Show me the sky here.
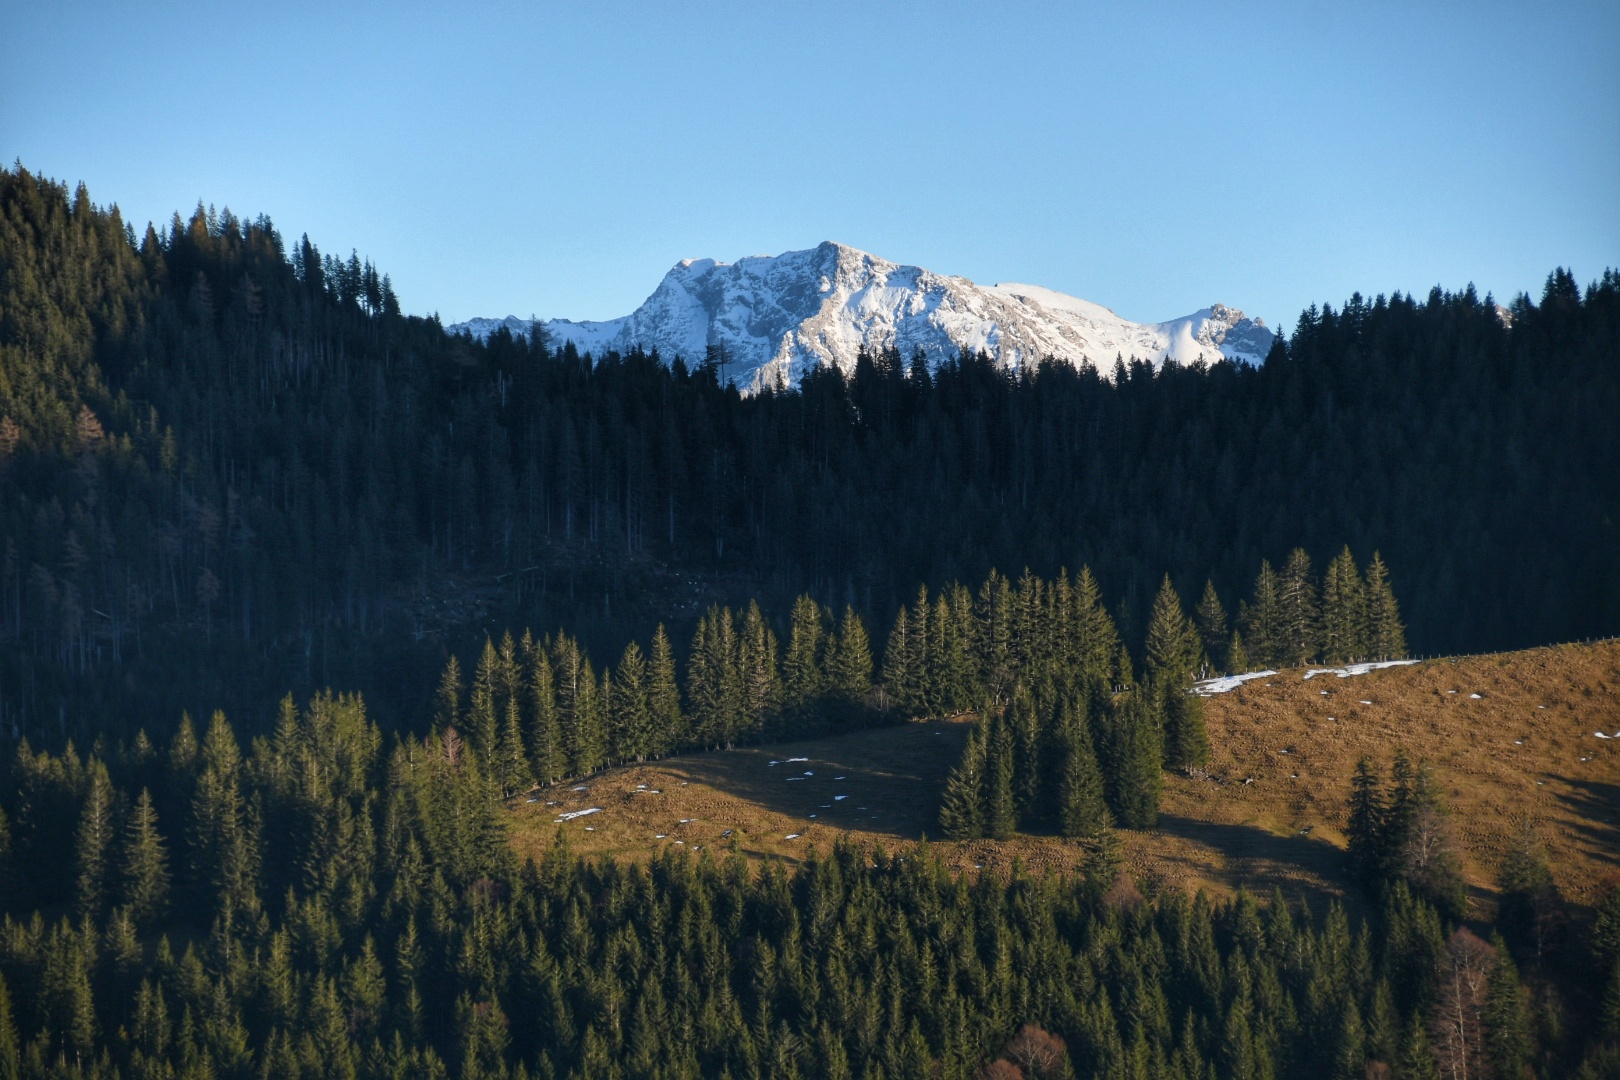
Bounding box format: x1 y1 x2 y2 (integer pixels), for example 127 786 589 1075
3 1 1617 330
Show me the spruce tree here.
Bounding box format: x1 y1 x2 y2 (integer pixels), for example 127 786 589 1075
525 635 559 785
0 968 16 1080
73 759 115 919
612 640 652 762
648 624 683 756
783 595 826 711
880 607 914 713
1240 561 1284 668
1057 703 1112 838
1194 580 1228 675
468 638 500 763
740 601 783 739
1363 552 1407 660
434 655 463 732
1144 576 1209 770
1105 690 1162 829
1319 546 1367 664
1227 631 1250 675
938 724 987 840
1279 548 1319 667
189 711 258 919
1346 757 1386 884
1483 935 1532 1079
828 606 873 707
120 788 170 927
985 713 1018 840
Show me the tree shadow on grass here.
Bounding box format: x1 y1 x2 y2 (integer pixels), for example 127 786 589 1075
1154 814 1359 915
670 721 971 838
1551 775 1620 867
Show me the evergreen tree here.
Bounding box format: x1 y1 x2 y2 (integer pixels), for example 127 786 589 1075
435 655 464 732
1279 548 1319 667
1347 757 1385 884
1144 576 1209 770
1194 580 1228 675
73 758 115 918
648 624 684 756
1363 552 1408 661
1227 632 1251 675
938 724 986 840
1104 690 1162 828
468 638 500 763
828 606 873 707
1319 546 1367 664
1057 702 1112 838
985 713 1018 840
525 634 560 785
1240 561 1285 668
1482 936 1531 1080
783 596 826 711
0 969 15 1080
189 711 259 919
881 606 915 713
120 788 170 927
611 640 652 762
739 601 783 740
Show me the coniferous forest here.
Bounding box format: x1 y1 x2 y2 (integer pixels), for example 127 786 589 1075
3 166 1620 1077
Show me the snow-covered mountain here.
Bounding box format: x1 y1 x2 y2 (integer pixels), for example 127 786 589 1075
448 242 1275 390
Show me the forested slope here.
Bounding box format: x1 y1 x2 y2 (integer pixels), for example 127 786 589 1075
2 163 1616 744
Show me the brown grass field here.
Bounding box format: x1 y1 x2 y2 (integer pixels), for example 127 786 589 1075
506 640 1620 912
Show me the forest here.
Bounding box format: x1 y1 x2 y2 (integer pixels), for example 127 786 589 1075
0 165 1616 743
3 165 1620 1077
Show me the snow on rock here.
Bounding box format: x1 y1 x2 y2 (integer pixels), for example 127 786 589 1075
1194 670 1279 696
447 242 1275 391
1302 660 1421 680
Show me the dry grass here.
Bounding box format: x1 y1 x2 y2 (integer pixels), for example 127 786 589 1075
505 640 1620 911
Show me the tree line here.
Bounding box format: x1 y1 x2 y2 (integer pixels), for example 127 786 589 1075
3 690 1618 1078
1 164 1613 744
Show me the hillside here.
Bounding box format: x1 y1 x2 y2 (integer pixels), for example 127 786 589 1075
507 639 1620 910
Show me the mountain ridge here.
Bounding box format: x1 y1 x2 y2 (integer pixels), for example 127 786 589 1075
449 241 1276 388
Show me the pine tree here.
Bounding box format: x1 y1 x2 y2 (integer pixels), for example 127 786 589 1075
73 759 115 918
120 788 170 926
1057 702 1112 838
1194 580 1227 675
937 724 986 840
495 690 530 796
1363 552 1407 661
648 624 684 756
985 712 1018 840
1319 546 1367 664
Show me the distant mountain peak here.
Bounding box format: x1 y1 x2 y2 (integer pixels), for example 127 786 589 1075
449 244 1274 389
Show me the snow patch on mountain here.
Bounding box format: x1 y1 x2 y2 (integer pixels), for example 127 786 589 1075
449 242 1274 390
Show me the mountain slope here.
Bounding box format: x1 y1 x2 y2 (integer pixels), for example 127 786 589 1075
450 242 1275 388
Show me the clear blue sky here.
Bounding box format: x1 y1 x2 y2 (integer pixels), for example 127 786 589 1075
4 1 1616 330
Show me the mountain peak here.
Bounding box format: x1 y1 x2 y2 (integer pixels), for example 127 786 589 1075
449 246 1274 389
